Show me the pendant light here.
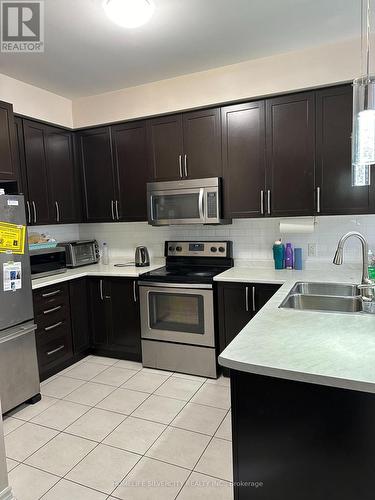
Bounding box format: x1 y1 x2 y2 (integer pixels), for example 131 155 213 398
352 0 375 186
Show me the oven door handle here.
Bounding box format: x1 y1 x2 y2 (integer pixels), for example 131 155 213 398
139 281 212 289
198 188 205 222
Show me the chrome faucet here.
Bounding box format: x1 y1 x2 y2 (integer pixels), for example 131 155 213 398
333 231 374 302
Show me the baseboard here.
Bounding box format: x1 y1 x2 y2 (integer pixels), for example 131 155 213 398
0 486 14 500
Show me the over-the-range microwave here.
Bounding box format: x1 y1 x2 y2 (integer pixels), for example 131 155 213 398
147 177 231 225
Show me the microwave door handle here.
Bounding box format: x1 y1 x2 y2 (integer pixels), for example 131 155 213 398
198 188 204 221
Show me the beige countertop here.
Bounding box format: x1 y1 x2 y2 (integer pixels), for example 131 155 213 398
216 264 375 394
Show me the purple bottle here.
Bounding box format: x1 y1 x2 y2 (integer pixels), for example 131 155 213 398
285 243 294 270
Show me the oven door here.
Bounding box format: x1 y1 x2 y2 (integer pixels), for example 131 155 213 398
148 188 205 225
139 283 215 347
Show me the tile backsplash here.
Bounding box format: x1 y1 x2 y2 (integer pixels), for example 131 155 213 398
32 215 375 267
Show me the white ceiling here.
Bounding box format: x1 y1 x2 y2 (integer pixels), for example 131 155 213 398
0 0 360 99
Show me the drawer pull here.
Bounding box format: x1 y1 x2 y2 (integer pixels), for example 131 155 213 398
43 305 62 315
47 345 64 356
44 321 63 332
41 289 61 298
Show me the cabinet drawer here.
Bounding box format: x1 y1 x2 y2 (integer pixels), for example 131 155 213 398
35 303 69 329
33 284 69 313
37 333 72 369
36 317 70 343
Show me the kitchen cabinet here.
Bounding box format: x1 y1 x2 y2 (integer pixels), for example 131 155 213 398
88 278 141 360
265 92 316 216
148 108 222 181
221 101 266 218
69 278 91 355
0 100 18 184
79 126 116 222
315 85 371 215
217 282 280 354
112 120 149 221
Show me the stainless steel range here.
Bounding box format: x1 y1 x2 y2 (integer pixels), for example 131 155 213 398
138 241 233 378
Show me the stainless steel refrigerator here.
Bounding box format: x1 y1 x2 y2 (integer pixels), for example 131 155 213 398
0 195 40 414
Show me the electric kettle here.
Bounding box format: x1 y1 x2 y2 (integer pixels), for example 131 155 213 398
135 246 150 267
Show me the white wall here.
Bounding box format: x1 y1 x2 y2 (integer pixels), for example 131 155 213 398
72 37 360 128
0 74 73 127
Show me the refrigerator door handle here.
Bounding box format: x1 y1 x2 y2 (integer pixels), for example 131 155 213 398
0 324 36 344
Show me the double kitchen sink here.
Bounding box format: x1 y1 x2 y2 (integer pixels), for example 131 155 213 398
280 282 363 313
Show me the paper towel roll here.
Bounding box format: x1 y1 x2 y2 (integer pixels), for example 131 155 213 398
279 218 315 234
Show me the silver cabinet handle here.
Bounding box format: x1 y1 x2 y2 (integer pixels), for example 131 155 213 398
26 201 31 224
260 190 264 215
55 201 60 223
99 279 104 301
42 289 61 298
115 200 120 220
267 190 271 215
316 186 321 213
184 154 188 177
111 200 115 221
43 305 62 315
44 321 63 332
245 286 249 312
32 201 37 224
178 155 183 178
47 345 64 356
252 286 256 312
133 280 137 302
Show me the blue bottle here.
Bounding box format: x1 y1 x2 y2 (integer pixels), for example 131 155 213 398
273 240 285 270
285 243 294 270
294 248 303 270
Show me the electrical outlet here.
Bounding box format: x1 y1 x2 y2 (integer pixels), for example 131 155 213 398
308 243 317 257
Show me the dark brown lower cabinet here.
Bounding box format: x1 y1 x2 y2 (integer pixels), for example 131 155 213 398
217 282 280 355
69 278 91 355
88 278 141 361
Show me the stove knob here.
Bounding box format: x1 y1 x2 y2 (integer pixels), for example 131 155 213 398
168 246 174 252
176 246 182 252
210 247 217 253
218 246 225 253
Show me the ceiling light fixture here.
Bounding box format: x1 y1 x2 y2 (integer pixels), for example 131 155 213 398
103 0 155 29
352 0 375 186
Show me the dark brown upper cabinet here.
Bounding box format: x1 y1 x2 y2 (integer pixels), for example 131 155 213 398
22 119 80 225
221 101 266 218
0 100 18 183
315 85 371 215
111 120 149 221
182 108 221 179
148 109 222 181
79 127 117 222
265 92 316 217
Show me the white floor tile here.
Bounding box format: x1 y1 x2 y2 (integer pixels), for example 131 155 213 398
66 443 140 494
91 366 138 387
6 458 19 472
8 396 58 421
172 373 207 383
64 382 115 406
122 371 170 394
85 355 118 366
171 403 227 435
176 471 233 500
25 432 96 476
154 377 204 401
132 395 186 424
114 359 142 371
8 464 59 500
206 375 230 387
191 383 231 410
96 387 149 415
112 456 190 500
146 427 210 469
103 416 165 454
65 407 126 442
41 376 86 399
141 368 174 376
2 416 24 435
195 438 233 482
215 412 232 441
31 400 90 430
63 362 108 381
40 478 108 500
5 422 58 461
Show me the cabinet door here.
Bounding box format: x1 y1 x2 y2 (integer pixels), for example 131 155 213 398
316 85 370 215
79 127 116 222
14 118 31 221
112 121 150 221
182 108 221 179
147 114 183 181
221 101 266 218
23 120 51 225
0 100 18 182
45 127 81 223
255 284 280 312
88 279 108 347
266 92 315 217
217 283 253 352
107 279 141 360
69 279 91 355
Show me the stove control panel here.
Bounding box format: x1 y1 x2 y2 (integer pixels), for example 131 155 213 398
166 241 231 257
